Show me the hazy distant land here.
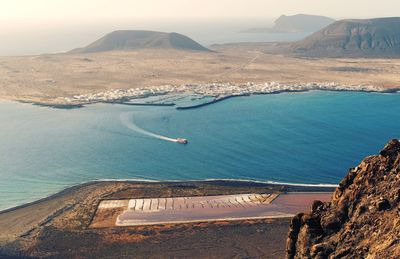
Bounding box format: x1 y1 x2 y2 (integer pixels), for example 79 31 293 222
242 14 335 33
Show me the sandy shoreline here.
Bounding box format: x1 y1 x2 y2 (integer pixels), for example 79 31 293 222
0 179 336 214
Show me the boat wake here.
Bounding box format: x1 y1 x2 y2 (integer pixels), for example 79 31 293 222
120 112 179 143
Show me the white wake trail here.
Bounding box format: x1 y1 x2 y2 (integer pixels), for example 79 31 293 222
120 112 178 143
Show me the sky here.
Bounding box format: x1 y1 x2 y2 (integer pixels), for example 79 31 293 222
1 0 399 20
1 0 399 55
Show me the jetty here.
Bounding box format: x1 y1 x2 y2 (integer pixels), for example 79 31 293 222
176 94 249 110
117 102 175 107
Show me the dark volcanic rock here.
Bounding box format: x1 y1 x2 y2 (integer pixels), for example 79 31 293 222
286 139 400 258
291 17 400 57
69 30 210 53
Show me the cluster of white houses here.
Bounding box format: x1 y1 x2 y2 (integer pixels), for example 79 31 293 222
59 81 385 104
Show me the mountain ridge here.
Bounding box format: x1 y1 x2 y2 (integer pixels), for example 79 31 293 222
291 17 400 57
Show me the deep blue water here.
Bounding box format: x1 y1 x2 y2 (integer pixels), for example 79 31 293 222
1 91 400 210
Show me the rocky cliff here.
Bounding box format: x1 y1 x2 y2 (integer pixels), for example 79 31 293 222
287 139 400 258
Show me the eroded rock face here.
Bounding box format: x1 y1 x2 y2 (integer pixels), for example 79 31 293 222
286 139 400 259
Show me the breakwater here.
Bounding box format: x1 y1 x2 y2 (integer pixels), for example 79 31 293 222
176 94 249 110
118 102 175 107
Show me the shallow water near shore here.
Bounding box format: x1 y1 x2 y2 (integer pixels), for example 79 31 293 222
1 91 400 210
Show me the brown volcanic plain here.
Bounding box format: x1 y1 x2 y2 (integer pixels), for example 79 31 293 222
1 44 400 105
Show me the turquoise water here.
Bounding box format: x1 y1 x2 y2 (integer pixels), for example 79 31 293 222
1 91 400 210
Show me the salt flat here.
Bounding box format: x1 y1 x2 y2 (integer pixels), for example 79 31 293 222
106 193 332 226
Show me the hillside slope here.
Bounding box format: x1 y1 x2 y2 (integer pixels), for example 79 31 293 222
291 17 400 57
287 139 400 258
69 30 210 53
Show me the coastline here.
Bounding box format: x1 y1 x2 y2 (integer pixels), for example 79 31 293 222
176 94 250 110
14 82 400 110
0 179 336 214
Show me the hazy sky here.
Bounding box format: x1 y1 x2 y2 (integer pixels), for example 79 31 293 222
1 0 399 55
1 0 400 20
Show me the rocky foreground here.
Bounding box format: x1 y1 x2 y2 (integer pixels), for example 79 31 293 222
287 140 400 258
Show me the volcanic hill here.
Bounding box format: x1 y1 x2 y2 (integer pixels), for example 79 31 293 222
69 30 210 53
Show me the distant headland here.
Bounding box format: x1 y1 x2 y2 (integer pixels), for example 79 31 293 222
242 14 335 33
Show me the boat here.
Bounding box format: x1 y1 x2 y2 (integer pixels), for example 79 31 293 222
176 138 188 144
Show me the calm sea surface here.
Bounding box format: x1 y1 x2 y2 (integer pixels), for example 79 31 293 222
1 91 399 210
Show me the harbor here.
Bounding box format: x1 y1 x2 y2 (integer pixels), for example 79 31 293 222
176 94 249 110
54 81 389 107
117 102 175 107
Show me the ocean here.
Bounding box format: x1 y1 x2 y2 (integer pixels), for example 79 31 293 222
1 91 399 210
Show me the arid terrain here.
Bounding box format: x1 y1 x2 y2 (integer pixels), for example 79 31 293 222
1 44 400 105
0 180 333 258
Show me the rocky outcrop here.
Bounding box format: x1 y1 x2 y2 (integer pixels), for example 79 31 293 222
286 139 400 258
